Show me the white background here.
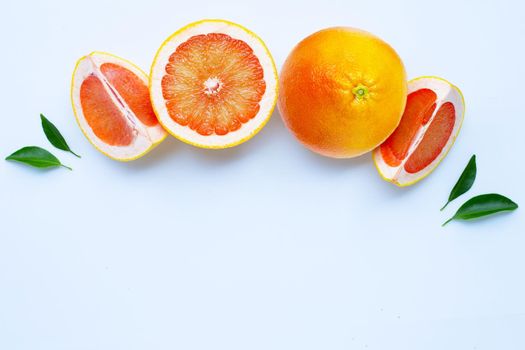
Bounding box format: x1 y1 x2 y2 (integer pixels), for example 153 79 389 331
1 0 524 349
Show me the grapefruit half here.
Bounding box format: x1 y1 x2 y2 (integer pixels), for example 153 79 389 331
149 19 278 149
71 52 167 161
373 76 465 186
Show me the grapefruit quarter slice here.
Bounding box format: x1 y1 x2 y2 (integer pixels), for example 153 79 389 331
374 76 465 187
71 52 167 161
149 19 278 149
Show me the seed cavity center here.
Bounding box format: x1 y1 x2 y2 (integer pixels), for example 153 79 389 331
203 77 222 95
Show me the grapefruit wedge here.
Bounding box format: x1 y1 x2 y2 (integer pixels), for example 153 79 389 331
149 19 278 149
374 76 465 186
71 52 167 161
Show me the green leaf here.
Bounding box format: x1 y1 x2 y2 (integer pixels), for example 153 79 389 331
443 193 518 226
40 114 80 158
5 146 72 170
441 155 477 210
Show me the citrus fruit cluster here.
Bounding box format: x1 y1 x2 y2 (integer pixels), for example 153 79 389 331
71 20 278 161
71 19 464 186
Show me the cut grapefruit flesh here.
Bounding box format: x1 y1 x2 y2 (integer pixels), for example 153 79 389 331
373 76 465 186
150 19 278 149
71 52 167 161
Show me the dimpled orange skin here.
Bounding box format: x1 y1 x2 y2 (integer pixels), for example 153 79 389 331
278 27 407 158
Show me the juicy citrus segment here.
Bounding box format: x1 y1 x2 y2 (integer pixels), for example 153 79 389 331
162 32 266 137
71 52 167 161
80 75 134 146
380 89 437 167
373 76 465 187
150 19 278 149
404 102 455 173
100 63 159 127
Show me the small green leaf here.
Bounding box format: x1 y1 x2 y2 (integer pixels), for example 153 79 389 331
5 146 72 170
443 193 518 226
441 155 477 210
40 114 80 158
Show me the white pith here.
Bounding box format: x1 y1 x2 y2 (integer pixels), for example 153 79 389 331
71 52 166 160
374 77 465 186
150 20 278 148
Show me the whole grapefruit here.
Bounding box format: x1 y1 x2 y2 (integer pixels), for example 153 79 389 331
278 27 407 158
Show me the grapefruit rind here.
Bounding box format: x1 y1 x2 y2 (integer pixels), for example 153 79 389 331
277 27 408 159
373 76 465 187
71 52 167 161
149 19 279 149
